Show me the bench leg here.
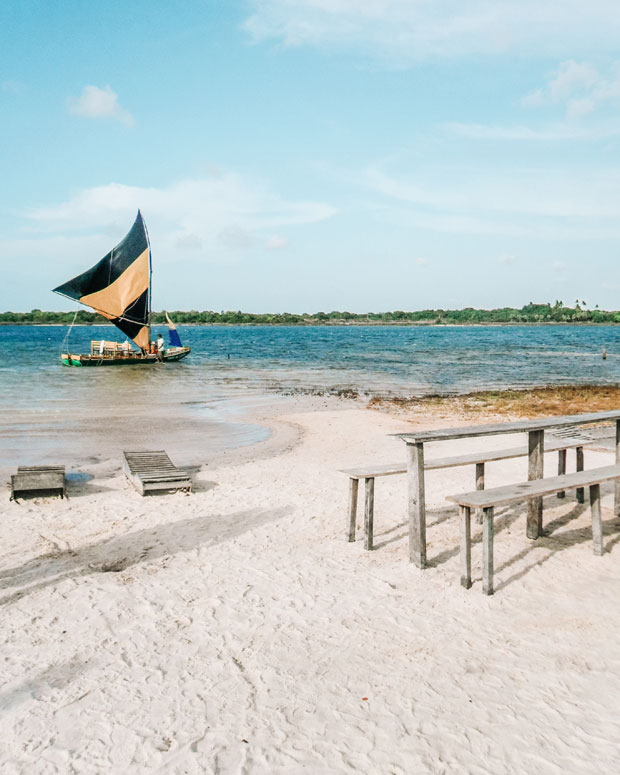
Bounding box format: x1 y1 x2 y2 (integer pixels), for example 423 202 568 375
615 419 620 516
364 477 374 551
475 462 485 525
407 442 426 569
482 506 495 596
557 449 566 498
576 446 584 504
527 430 544 539
460 505 472 589
347 478 359 542
590 483 603 556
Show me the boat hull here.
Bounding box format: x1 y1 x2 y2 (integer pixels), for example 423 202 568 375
61 347 191 367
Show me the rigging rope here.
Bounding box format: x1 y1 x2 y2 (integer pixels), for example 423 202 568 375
60 310 79 356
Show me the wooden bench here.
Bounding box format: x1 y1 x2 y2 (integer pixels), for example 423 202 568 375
123 451 192 495
447 464 620 595
10 465 66 500
341 439 588 550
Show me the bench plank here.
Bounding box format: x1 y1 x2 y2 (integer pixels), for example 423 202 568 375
447 464 620 509
340 439 588 479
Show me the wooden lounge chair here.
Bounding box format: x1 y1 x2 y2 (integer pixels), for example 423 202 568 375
122 451 192 495
10 465 66 501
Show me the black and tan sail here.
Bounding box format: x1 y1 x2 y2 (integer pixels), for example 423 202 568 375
53 211 151 350
53 211 190 366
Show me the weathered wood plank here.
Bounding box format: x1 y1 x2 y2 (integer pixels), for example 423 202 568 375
447 463 620 509
339 439 588 480
557 448 567 498
397 409 620 444
527 430 544 539
407 442 426 569
347 477 359 542
590 483 603 556
482 507 495 596
123 451 191 496
475 461 485 525
460 505 472 589
576 446 585 504
11 471 65 500
364 477 374 551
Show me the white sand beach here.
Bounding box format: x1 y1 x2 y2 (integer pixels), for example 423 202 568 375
2 398 620 774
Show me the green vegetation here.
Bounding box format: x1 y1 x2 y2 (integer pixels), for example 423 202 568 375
2 301 620 325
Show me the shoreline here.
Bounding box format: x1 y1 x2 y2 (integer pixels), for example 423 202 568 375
4 320 620 327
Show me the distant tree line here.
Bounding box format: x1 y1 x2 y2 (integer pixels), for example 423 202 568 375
2 301 620 325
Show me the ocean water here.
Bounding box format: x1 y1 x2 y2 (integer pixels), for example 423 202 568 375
1 324 620 470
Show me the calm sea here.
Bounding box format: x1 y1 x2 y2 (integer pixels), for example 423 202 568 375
1 324 619 470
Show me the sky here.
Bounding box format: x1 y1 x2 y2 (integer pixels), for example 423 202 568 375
2 0 620 313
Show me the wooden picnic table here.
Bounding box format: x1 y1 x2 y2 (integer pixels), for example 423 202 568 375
397 409 620 569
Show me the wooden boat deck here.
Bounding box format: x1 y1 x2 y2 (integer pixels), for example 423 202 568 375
122 451 192 495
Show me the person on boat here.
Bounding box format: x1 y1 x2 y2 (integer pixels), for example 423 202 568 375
156 333 165 362
122 340 131 357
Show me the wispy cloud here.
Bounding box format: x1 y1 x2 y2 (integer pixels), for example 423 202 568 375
244 1 620 61
22 173 335 264
443 121 620 141
67 85 134 127
265 235 288 250
499 254 517 264
521 60 620 118
363 164 620 238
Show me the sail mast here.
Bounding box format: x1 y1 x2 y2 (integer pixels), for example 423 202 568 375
142 210 152 347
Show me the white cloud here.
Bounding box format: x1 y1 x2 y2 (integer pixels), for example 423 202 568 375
244 1 620 61
553 260 568 270
21 173 335 265
363 164 620 239
444 121 620 141
415 257 427 266
68 85 134 127
522 60 620 118
265 235 288 250
499 254 516 264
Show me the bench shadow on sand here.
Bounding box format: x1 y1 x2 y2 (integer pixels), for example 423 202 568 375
365 485 620 590
0 505 291 606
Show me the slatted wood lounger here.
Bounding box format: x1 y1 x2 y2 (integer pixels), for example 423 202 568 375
122 451 192 495
10 465 66 500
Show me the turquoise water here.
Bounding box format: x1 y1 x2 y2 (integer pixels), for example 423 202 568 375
3 323 620 397
1 324 619 470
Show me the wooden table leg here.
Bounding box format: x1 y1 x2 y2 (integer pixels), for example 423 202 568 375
615 419 620 516
590 483 603 556
347 477 359 542
527 430 544 539
576 446 584 504
364 477 374 551
475 462 485 524
407 442 426 569
482 506 495 596
460 505 472 589
557 449 566 498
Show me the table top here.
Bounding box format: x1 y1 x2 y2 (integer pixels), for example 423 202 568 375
397 409 620 444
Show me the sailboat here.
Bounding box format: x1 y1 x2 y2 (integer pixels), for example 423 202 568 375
53 211 190 366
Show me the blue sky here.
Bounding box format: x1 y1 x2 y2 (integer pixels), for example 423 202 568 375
2 0 620 313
